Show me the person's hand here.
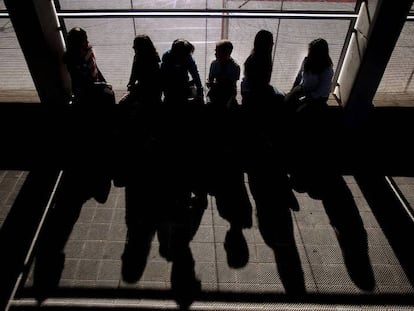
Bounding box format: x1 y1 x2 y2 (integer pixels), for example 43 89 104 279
118 91 131 106
195 95 205 106
120 91 129 101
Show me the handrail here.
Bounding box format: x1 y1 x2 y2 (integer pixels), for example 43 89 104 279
5 170 64 311
2 9 413 19
1 9 358 19
385 176 414 223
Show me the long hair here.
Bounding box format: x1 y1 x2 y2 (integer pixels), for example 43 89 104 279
133 34 160 64
170 38 194 60
304 38 333 74
66 27 87 56
252 29 273 56
244 30 274 87
129 34 161 91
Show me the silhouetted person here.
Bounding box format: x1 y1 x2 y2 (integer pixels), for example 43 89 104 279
241 29 285 170
63 26 114 202
32 27 114 301
206 39 241 160
285 37 333 114
241 30 285 112
116 35 164 283
160 38 207 219
114 34 162 187
65 27 113 108
205 39 252 268
206 39 240 109
159 39 203 305
240 30 304 292
284 38 334 193
161 38 204 106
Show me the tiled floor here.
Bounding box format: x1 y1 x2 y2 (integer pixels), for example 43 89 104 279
0 170 28 229
3 170 413 310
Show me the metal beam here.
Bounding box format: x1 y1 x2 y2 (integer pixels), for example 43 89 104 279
3 0 71 106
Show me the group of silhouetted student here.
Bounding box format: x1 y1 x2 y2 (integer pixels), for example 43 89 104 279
32 27 334 306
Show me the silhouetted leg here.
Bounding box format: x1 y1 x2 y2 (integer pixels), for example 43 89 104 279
121 220 155 284
249 166 305 294
122 170 159 283
215 161 252 268
33 170 89 301
322 174 375 291
170 245 200 309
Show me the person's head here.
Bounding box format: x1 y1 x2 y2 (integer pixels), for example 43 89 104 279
133 34 160 62
308 38 329 60
253 30 273 55
66 27 88 56
171 38 194 61
305 38 333 73
215 39 233 62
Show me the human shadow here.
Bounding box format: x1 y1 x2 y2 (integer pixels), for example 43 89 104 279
286 104 375 291
159 162 201 310
205 103 253 269
32 166 111 302
243 114 305 295
147 103 203 309
304 170 376 291
215 165 252 269
122 172 201 310
121 178 159 284
247 154 305 294
32 92 114 301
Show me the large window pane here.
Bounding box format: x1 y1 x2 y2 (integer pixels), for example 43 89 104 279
227 0 356 11
1 1 412 105
63 18 210 100
63 16 350 104
0 18 39 102
374 21 414 106
59 0 135 10
58 0 357 11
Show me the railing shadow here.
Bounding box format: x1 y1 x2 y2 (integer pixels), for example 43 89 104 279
355 173 414 288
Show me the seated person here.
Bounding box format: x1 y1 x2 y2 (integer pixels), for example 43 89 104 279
206 39 240 109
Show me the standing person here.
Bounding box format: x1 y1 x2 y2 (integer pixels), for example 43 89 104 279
117 35 165 283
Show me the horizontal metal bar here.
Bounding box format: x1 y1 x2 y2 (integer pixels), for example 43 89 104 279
1 9 358 19
57 11 358 19
1 9 413 20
